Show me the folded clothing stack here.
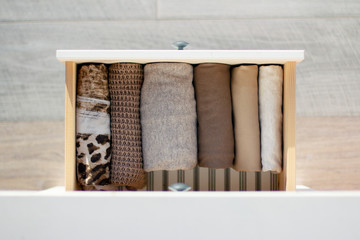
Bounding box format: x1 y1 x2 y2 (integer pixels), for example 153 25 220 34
231 65 261 172
259 65 284 173
108 63 147 189
194 63 234 169
141 63 197 171
75 61 285 191
76 64 111 186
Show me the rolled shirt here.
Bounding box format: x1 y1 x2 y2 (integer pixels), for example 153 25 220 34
259 65 283 173
109 63 146 189
141 63 197 171
77 64 109 101
76 64 111 186
194 63 234 169
231 65 261 172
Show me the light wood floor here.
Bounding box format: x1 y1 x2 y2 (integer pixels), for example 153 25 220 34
296 116 360 190
0 116 359 191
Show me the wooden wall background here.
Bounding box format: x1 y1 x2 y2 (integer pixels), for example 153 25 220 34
0 0 359 190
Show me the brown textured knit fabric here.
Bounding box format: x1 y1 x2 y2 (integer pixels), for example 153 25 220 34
194 63 234 169
109 63 146 189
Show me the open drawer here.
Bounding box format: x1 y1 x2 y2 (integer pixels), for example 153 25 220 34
56 50 304 191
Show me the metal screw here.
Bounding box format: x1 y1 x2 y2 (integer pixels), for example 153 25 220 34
168 183 191 191
172 41 189 50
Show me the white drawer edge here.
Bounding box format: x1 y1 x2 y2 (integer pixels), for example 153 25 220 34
56 50 304 64
1 190 359 198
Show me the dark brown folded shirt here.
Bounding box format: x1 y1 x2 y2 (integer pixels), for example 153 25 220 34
194 63 234 169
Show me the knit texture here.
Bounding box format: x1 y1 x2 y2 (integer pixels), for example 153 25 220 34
76 64 111 186
141 63 197 171
259 65 283 173
109 63 146 189
194 63 234 169
231 65 261 172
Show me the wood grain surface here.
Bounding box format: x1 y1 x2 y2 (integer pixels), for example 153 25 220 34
0 121 64 190
1 0 360 120
296 116 360 190
158 0 360 19
0 117 359 190
0 0 156 21
1 0 359 190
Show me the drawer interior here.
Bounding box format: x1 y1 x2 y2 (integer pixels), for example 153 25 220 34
60 50 302 192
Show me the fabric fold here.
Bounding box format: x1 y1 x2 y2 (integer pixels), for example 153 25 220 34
109 63 146 189
194 63 234 169
259 65 283 173
231 65 261 172
76 64 111 186
141 63 197 171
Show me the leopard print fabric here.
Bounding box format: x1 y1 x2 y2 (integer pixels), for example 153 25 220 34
77 64 109 100
76 133 111 186
76 64 111 187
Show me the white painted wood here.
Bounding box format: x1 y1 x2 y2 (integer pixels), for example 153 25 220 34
56 50 304 64
1 191 360 240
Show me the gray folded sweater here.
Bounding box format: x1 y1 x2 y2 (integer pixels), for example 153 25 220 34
141 63 197 171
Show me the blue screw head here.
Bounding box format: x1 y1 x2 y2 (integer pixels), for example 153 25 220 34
168 183 191 191
172 41 189 50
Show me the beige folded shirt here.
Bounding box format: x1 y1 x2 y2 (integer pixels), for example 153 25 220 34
231 65 261 172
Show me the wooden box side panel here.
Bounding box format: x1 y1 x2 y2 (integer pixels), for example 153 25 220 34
65 61 81 191
279 62 297 191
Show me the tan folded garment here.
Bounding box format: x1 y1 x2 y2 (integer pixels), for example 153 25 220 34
231 65 261 172
194 63 234 169
259 65 283 173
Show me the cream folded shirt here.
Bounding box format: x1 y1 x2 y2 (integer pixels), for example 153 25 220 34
259 65 283 173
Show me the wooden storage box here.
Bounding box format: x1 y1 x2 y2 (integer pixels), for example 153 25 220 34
56 50 304 191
